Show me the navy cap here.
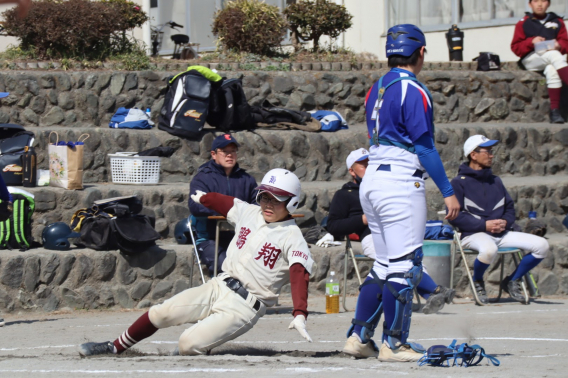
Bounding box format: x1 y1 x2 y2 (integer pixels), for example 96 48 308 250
211 134 240 151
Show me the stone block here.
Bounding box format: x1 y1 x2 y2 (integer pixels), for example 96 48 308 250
152 280 173 299
23 256 40 292
1 256 24 288
154 251 177 278
131 280 152 300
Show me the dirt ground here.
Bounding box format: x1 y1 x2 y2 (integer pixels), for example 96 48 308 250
0 295 567 378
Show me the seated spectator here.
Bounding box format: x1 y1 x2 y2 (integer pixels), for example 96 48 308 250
449 135 549 304
327 148 374 258
188 134 257 276
511 0 568 123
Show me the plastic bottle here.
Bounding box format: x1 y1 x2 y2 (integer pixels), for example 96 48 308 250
146 107 151 119
325 271 340 314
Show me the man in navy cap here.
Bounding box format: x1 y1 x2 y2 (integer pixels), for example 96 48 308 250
188 134 257 275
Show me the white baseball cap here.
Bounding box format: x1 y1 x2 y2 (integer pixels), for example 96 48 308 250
346 148 369 169
464 135 499 158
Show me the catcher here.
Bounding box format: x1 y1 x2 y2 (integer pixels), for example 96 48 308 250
79 168 314 356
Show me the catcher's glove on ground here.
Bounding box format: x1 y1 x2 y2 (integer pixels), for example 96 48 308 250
288 314 312 342
315 233 340 248
190 190 206 204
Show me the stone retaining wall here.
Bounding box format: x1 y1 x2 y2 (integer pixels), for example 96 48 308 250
26 123 568 185
0 69 550 128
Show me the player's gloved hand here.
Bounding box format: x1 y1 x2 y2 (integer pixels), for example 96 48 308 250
316 233 334 247
190 190 207 204
288 314 312 342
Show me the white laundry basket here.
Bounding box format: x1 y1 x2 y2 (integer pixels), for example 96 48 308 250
109 152 161 185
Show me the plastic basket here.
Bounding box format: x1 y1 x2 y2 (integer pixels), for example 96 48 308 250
109 152 161 185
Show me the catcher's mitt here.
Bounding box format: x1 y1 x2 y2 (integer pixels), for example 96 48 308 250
523 219 547 237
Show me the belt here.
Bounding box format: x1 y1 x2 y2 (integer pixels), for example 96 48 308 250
377 164 424 178
389 251 417 263
223 277 262 312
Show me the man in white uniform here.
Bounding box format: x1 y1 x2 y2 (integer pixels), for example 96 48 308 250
78 169 314 356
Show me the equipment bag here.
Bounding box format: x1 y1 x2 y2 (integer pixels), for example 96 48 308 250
473 52 501 71
158 69 213 139
208 77 253 131
0 123 35 186
109 107 154 129
0 187 35 251
110 215 160 255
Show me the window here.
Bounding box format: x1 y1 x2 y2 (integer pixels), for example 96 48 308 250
386 0 568 32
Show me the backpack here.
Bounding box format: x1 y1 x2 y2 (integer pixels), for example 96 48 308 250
158 70 215 139
0 123 35 186
208 77 253 131
0 187 35 251
473 52 501 71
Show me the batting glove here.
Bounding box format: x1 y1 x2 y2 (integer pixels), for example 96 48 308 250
288 314 313 342
190 190 207 204
315 233 334 247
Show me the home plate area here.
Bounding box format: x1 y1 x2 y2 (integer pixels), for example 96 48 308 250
0 296 566 377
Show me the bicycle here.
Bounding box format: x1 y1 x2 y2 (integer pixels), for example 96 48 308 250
150 20 190 59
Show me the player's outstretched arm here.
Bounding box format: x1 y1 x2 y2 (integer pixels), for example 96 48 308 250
192 191 235 218
288 263 312 342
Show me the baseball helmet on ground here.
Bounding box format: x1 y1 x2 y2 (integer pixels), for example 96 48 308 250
174 218 194 245
386 24 426 57
42 222 80 250
256 168 301 213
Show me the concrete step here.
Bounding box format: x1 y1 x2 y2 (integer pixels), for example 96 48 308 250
26 173 568 246
19 122 568 186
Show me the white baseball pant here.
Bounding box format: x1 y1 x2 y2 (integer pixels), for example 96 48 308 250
360 164 427 284
461 231 549 265
522 50 568 88
149 274 266 355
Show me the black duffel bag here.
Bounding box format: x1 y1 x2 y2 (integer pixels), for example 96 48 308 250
80 214 159 255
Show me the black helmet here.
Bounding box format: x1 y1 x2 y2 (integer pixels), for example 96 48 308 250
42 222 80 250
174 218 194 245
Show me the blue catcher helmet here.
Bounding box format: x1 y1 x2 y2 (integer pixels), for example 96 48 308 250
42 222 80 251
385 24 426 57
174 218 194 245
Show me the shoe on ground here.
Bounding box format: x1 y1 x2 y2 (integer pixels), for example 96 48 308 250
343 335 379 358
439 286 456 304
422 293 445 314
78 341 115 357
473 280 488 304
550 108 565 124
0 317 4 327
502 277 528 304
378 342 424 362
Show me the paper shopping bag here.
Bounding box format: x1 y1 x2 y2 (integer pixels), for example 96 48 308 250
48 132 89 190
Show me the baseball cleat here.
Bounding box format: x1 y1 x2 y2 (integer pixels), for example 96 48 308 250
439 286 456 304
0 317 4 327
473 280 488 304
78 341 115 357
378 342 424 362
422 293 445 315
502 277 527 304
343 335 379 358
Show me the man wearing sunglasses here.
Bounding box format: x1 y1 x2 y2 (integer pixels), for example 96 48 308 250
189 134 257 276
449 135 549 304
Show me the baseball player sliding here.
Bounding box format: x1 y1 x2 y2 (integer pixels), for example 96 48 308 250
78 168 314 357
358 24 460 362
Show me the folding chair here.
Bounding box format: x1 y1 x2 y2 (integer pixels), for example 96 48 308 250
451 232 529 305
342 238 374 311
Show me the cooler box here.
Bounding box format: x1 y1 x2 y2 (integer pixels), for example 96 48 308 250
422 240 452 288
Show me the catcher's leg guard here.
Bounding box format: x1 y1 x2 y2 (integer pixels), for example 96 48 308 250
347 272 384 344
382 248 425 351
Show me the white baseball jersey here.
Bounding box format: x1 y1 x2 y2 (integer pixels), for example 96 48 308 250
222 199 314 307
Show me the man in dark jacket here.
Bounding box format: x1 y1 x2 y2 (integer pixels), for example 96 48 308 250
188 134 257 275
327 148 373 258
449 135 549 304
